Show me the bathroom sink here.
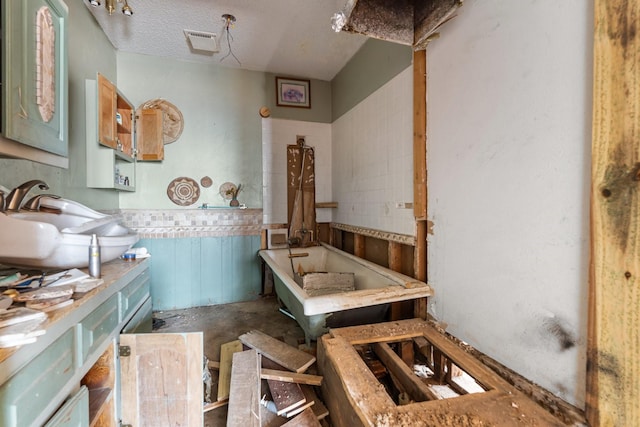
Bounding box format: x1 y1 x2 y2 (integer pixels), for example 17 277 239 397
0 197 138 269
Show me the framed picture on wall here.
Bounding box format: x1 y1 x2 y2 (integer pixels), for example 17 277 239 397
276 77 311 108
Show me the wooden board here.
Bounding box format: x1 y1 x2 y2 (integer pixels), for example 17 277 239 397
373 342 437 402
301 272 354 297
120 332 203 427
300 385 329 421
281 408 321 427
261 369 322 386
227 349 261 427
217 340 243 401
239 330 316 373
267 379 306 416
588 0 640 426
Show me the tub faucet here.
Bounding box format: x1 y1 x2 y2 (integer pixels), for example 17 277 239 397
5 180 50 212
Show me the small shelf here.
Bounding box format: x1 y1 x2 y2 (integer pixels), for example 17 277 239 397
316 202 338 209
115 149 134 163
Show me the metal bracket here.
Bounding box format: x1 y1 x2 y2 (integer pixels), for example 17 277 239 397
119 345 131 357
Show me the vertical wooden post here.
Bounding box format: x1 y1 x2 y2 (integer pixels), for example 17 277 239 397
389 241 405 320
588 1 640 425
413 49 428 320
354 234 366 259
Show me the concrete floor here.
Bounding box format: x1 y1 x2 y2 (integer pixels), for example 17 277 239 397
152 296 308 426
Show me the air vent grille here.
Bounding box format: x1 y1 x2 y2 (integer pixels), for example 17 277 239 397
183 30 219 53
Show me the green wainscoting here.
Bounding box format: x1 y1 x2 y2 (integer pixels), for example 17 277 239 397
137 235 262 311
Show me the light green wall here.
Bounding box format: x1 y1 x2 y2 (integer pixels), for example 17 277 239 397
0 0 118 210
331 39 412 121
116 52 269 209
267 73 332 123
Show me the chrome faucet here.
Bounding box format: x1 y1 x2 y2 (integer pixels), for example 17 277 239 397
5 180 50 212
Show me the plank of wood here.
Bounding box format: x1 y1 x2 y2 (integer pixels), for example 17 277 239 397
267 379 306 416
239 330 316 373
208 360 220 370
227 349 261 427
217 340 244 401
285 400 314 418
13 284 74 302
281 408 321 427
261 369 322 386
373 342 438 402
203 399 228 413
300 385 328 420
588 1 640 426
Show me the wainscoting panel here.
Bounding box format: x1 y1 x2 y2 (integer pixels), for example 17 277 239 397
137 235 262 311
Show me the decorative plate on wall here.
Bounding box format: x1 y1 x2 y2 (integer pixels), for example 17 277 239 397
219 182 237 200
200 176 213 188
138 99 184 144
167 177 200 206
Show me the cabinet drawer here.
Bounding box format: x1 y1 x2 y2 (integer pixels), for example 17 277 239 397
0 328 75 427
44 386 89 427
79 294 119 364
120 267 150 322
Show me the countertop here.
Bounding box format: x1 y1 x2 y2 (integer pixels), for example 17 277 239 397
0 258 149 366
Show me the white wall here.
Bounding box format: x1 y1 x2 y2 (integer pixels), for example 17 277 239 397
262 118 332 225
332 67 415 235
426 0 592 407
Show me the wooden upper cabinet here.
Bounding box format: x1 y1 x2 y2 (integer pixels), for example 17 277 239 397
136 109 164 161
97 73 117 149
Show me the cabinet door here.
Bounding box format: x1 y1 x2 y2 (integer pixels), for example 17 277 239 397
120 332 203 426
97 73 117 149
2 0 68 156
136 108 164 161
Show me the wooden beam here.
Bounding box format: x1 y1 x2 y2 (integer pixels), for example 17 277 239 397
354 234 366 258
267 379 306 416
227 350 261 426
261 369 323 386
588 0 640 425
413 49 427 219
373 342 438 402
239 330 316 373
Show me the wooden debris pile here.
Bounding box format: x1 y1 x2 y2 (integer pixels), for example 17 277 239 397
205 329 329 427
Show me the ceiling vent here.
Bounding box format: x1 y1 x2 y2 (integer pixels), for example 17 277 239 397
183 30 219 53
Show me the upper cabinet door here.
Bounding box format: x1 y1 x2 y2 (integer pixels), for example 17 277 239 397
97 73 118 150
2 0 68 157
136 108 164 161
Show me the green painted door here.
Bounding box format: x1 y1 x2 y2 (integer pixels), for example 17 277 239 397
2 0 68 156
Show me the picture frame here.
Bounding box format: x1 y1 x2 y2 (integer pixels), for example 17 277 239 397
276 77 311 108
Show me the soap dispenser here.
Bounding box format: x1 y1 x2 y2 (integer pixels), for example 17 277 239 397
88 234 101 278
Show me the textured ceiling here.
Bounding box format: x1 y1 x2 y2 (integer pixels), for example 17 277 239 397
85 0 368 81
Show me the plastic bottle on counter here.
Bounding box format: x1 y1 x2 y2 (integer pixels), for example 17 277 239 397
88 234 101 278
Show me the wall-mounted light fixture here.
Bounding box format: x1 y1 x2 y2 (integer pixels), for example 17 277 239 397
88 0 133 16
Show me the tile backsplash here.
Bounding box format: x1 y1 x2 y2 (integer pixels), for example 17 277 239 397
118 208 262 239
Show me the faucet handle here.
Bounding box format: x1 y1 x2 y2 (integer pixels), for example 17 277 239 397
22 194 61 212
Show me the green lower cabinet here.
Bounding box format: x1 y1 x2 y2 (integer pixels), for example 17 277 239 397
78 294 119 364
44 386 89 427
0 329 75 427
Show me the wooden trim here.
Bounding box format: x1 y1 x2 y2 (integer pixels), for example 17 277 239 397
588 0 640 425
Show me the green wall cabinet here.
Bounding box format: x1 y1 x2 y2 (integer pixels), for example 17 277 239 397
1 0 68 157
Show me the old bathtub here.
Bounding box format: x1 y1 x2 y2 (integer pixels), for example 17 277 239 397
258 243 433 342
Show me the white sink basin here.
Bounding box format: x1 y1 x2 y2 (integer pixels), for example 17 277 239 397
0 197 139 269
